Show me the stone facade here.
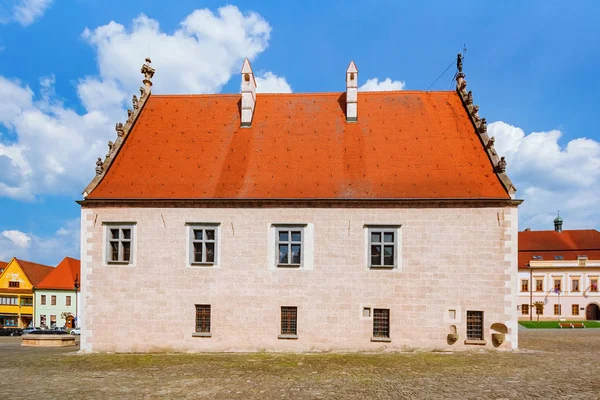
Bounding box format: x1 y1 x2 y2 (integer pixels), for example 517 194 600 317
80 204 518 352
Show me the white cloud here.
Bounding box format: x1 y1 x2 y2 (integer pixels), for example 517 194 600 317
0 219 79 265
359 78 406 92
490 121 600 230
2 229 31 248
255 72 292 93
0 6 276 200
2 0 53 26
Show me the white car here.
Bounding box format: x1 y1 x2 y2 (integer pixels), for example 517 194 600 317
70 327 81 335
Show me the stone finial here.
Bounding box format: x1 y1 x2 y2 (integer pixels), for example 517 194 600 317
139 86 146 99
472 105 481 123
487 136 495 148
115 122 124 137
127 109 133 121
132 95 139 110
456 72 467 96
95 157 103 175
497 156 507 173
457 53 463 73
141 57 155 90
466 90 473 106
240 58 256 127
479 118 487 134
107 141 114 158
346 61 358 122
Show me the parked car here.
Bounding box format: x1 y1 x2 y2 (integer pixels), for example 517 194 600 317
70 327 81 335
0 328 23 336
22 327 38 335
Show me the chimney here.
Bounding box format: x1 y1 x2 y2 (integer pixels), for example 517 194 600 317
346 61 358 122
554 213 563 232
241 58 256 127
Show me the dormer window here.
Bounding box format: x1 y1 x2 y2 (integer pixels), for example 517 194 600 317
532 255 543 260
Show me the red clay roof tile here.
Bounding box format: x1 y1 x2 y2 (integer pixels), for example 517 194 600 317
13 258 54 286
36 257 80 290
518 229 600 269
88 91 510 200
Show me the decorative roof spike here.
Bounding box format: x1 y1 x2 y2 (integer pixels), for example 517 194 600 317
497 156 507 173
466 90 473 106
457 53 463 73
141 57 155 90
132 94 139 110
115 122 125 137
106 141 114 158
479 118 487 134
95 157 103 175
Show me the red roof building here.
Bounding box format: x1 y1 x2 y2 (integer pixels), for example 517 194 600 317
78 56 521 352
36 257 80 290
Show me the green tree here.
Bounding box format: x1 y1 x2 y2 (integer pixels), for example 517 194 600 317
532 301 545 322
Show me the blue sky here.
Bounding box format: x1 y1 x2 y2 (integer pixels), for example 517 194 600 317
1 1 599 264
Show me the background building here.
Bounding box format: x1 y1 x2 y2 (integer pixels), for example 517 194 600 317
34 257 81 328
79 57 520 352
0 258 53 328
518 217 600 321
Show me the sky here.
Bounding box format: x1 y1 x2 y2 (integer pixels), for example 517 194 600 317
0 1 599 265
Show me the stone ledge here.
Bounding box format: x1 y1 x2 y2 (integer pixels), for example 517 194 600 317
464 339 487 346
192 332 212 338
278 334 298 340
371 337 392 342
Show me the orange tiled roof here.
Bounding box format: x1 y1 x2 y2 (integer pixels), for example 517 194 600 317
36 257 80 290
13 258 54 286
518 230 600 269
0 261 7 271
87 91 510 200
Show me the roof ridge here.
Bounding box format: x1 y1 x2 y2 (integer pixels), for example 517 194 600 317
151 90 456 98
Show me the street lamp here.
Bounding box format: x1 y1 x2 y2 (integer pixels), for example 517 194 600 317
74 274 80 329
554 286 561 320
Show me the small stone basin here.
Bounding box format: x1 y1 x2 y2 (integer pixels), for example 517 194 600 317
21 334 77 347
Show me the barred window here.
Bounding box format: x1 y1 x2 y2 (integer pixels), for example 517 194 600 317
572 304 579 316
373 309 390 338
521 304 529 315
195 305 211 333
281 306 297 335
105 224 134 264
189 224 219 265
277 228 303 267
466 311 484 341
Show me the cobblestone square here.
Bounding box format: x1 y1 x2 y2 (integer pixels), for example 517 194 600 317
0 329 598 399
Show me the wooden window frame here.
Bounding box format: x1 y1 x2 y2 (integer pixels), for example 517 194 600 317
554 304 561 315
590 278 599 292
572 278 580 292
66 296 71 306
368 226 400 269
553 279 562 292
276 226 304 268
535 279 544 292
8 281 19 288
188 224 220 266
521 304 529 315
51 295 56 306
572 304 579 316
20 297 33 306
41 295 46 305
521 279 529 292
104 223 136 265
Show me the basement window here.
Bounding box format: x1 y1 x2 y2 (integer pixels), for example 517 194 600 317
466 311 484 341
372 309 390 341
193 304 211 337
279 306 298 339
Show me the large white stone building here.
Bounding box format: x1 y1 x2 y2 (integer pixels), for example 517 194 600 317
79 56 520 352
518 217 600 321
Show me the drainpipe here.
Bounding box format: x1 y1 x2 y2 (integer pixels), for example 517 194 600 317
530 268 533 322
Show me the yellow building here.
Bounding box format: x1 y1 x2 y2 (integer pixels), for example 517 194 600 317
0 258 53 328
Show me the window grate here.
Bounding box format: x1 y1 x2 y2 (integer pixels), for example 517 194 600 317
373 309 390 338
195 305 211 333
466 311 483 340
281 306 297 335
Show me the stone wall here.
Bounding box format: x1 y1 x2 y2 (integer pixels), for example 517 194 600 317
80 205 518 352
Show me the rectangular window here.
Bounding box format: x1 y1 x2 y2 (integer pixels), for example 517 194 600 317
51 295 56 306
50 315 56 327
188 225 219 265
553 279 562 292
105 224 134 264
572 304 579 316
277 228 303 267
0 296 18 305
521 279 529 292
8 281 19 288
535 279 544 292
368 228 398 268
66 296 71 306
554 304 561 315
41 295 46 305
572 279 580 292
535 304 544 315
195 305 211 333
20 297 33 306
591 278 599 292
280 306 297 335
40 315 46 326
373 309 390 338
521 304 529 315
466 311 484 341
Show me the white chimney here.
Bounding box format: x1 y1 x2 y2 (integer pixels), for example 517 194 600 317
346 61 358 122
241 58 256 127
